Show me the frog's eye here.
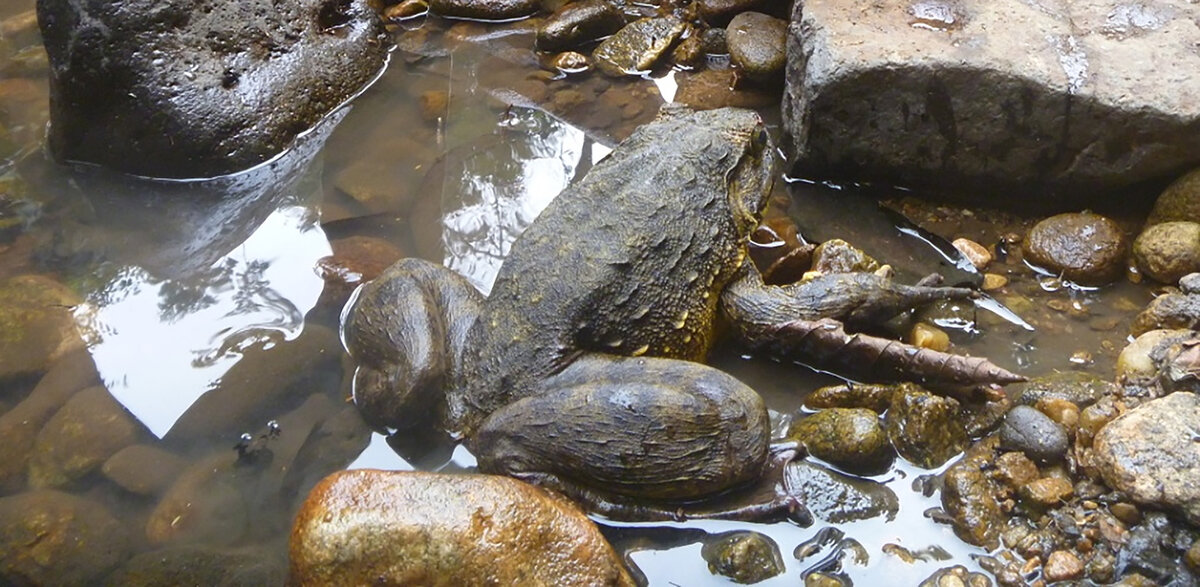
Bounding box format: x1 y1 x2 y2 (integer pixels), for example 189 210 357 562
751 128 770 156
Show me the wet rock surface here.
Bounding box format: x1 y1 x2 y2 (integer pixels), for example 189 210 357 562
29 385 144 488
1023 212 1127 285
0 273 83 379
782 461 898 523
593 17 686 77
537 0 626 52
1133 221 1200 284
0 490 130 586
998 405 1069 464
1132 276 1200 335
787 407 892 474
430 0 541 20
884 384 966 469
101 444 189 497
700 531 785 584
726 12 787 83
1094 392 1200 524
783 0 1200 200
37 0 390 178
289 469 635 586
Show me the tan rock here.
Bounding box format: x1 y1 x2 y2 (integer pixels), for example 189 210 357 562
289 470 636 586
1044 550 1084 582
952 238 992 269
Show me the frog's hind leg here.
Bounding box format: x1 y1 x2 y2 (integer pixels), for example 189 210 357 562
341 258 483 430
468 354 811 525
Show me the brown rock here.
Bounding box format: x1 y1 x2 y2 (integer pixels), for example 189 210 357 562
0 274 85 379
952 238 992 269
1133 221 1200 284
29 385 144 488
102 444 190 497
1019 476 1074 508
1044 550 1084 582
994 451 1039 490
0 490 130 586
884 383 966 469
1024 212 1127 285
289 470 636 586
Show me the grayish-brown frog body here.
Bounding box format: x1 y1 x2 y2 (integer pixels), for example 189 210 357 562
343 106 1004 520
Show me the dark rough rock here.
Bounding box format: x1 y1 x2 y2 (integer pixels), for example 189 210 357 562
884 383 966 469
787 407 892 474
29 385 144 488
1014 371 1114 408
1023 213 1127 285
999 405 1069 464
942 437 1005 549
726 12 787 83
1116 512 1195 584
103 545 285 587
102 444 189 496
0 349 99 492
1133 221 1200 284
430 0 540 20
783 0 1200 201
701 531 785 584
697 0 763 26
593 17 686 77
1147 167 1200 225
0 490 130 586
1094 392 1200 525
1131 285 1200 336
1115 328 1196 386
536 0 626 52
781 461 898 523
289 469 636 586
37 0 390 178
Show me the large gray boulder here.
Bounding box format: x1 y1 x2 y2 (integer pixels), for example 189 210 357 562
37 0 390 178
783 0 1200 200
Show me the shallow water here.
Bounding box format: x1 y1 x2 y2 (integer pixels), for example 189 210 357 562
0 2 1163 584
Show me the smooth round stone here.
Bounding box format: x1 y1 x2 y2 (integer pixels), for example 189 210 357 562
788 408 891 474
998 405 1069 464
536 0 624 52
726 12 788 82
1133 221 1200 284
1023 212 1127 285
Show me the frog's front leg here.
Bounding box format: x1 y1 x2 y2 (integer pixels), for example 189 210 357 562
341 258 483 431
721 265 1024 387
469 354 812 525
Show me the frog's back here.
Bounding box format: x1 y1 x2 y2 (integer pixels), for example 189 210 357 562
453 108 769 431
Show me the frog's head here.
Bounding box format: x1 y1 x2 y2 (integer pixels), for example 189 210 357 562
659 106 777 240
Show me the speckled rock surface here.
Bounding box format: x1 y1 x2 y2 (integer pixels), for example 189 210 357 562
783 0 1200 200
1094 392 1200 524
289 469 636 586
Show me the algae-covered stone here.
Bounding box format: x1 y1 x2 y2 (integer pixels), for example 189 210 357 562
289 470 636 586
1147 167 1200 226
593 17 686 77
1133 221 1200 284
788 408 891 474
0 274 83 380
884 383 966 469
701 531 785 584
804 382 894 412
0 490 130 586
941 437 1004 549
29 385 144 488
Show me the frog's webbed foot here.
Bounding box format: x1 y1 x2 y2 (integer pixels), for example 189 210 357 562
341 258 483 430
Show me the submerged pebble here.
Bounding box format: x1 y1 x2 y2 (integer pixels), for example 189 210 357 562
28 385 143 488
0 490 130 586
102 443 189 497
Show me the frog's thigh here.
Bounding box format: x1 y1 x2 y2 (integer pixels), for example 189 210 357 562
471 356 770 501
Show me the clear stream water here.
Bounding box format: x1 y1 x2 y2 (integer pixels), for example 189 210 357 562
0 1 1162 584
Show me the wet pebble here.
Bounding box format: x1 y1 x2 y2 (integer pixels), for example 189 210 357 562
787 408 892 475
726 12 788 83
28 385 143 488
1132 221 1200 284
549 51 590 73
1094 392 1200 525
942 438 1005 549
1019 476 1073 509
804 382 894 413
1146 167 1200 225
1014 370 1113 408
909 322 950 351
593 17 686 77
701 531 784 584
1131 285 1200 336
918 565 993 587
1044 550 1084 582
536 0 624 52
1023 212 1127 285
428 0 539 20
382 0 429 21
0 490 130 586
782 461 898 523
289 470 634 585
102 443 189 496
697 0 763 26
811 238 879 274
994 451 1039 489
884 384 966 469
952 238 992 270
998 405 1068 464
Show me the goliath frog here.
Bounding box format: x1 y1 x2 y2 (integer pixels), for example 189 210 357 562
343 106 1019 521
